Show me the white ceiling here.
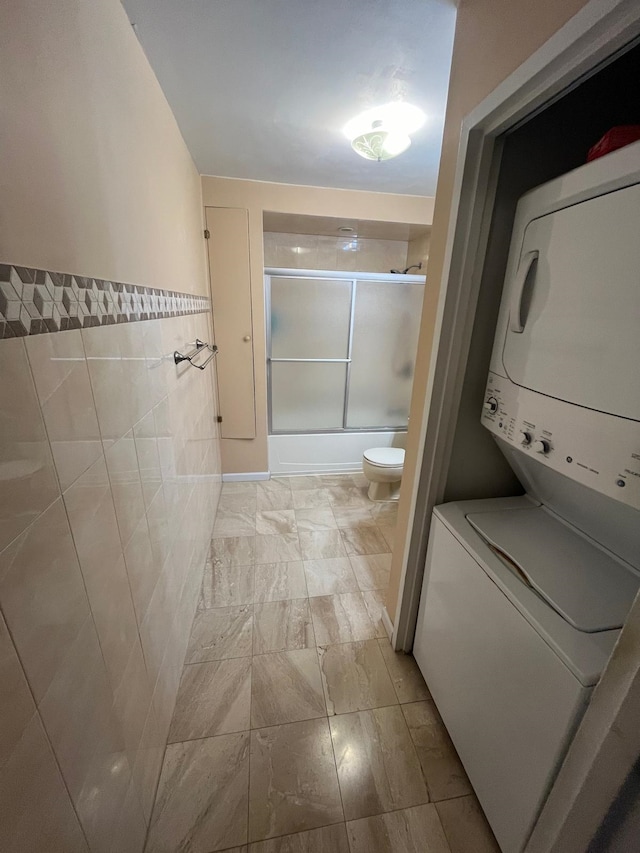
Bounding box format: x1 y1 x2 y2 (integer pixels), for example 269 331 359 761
122 0 457 196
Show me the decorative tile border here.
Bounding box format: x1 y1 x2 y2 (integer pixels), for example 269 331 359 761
0 263 210 338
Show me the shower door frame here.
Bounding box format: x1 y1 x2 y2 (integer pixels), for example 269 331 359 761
264 267 426 436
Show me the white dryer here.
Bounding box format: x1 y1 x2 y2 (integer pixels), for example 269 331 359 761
414 141 640 853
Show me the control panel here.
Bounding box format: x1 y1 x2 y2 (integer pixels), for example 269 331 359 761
481 371 640 511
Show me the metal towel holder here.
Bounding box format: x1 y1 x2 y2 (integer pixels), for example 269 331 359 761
174 339 218 370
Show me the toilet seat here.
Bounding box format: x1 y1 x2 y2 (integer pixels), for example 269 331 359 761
363 447 405 468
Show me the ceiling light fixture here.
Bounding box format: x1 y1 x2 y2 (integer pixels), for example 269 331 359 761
344 102 425 162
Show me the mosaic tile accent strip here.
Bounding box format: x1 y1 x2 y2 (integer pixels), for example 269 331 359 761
0 263 210 338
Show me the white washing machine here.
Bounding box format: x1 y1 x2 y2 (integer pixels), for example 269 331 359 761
414 141 640 853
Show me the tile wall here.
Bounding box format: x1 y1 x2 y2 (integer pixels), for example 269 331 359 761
263 232 409 273
0 266 221 853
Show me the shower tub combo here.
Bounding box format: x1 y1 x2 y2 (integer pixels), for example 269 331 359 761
265 268 425 475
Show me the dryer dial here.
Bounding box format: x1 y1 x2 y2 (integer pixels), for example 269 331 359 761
533 439 551 455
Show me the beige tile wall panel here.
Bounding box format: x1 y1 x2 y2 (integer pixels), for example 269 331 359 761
0 312 221 852
206 207 257 439
0 0 221 847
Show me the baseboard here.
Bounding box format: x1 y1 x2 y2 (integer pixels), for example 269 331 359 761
222 471 270 482
381 606 395 642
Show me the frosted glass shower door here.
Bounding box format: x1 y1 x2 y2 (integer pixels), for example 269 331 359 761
346 280 424 428
267 271 424 434
269 276 353 432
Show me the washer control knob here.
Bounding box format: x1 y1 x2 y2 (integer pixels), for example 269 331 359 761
520 431 532 446
483 397 498 414
533 439 551 455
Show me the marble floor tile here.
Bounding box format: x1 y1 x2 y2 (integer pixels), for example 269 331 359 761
349 554 392 591
217 493 258 515
291 489 331 509
254 562 307 603
222 482 258 497
200 561 255 608
248 823 350 852
303 558 359 597
340 526 389 556
331 506 376 529
435 795 500 853
259 478 292 493
253 599 315 655
213 507 257 538
287 476 327 491
249 718 343 841
298 530 347 561
330 706 429 820
257 488 294 511
316 475 357 488
327 485 370 508
168 658 252 742
309 593 377 645
211 536 256 568
256 510 298 535
294 508 336 531
402 699 471 802
370 503 398 526
378 640 430 703
251 649 325 728
361 590 390 639
186 605 253 663
318 640 397 715
346 803 451 853
146 732 250 853
255 534 302 565
349 473 368 488
378 524 396 551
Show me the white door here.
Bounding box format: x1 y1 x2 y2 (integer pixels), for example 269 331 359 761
206 207 256 439
502 182 640 421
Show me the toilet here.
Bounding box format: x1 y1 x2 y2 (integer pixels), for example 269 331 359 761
362 447 405 501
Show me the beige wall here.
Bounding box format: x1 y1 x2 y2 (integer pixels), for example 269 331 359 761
0 2 219 851
406 232 431 270
0 0 207 296
386 0 590 623
201 176 434 473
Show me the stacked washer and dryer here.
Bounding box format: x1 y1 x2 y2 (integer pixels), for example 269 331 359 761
413 141 640 852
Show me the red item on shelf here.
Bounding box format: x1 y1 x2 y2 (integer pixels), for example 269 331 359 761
587 125 640 162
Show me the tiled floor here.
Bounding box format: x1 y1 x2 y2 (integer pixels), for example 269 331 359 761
144 474 500 853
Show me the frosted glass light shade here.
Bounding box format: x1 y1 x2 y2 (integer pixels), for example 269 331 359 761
351 130 411 161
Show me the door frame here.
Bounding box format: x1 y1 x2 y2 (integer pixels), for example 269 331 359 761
392 0 640 849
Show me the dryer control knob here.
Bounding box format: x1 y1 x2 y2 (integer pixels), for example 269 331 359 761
533 440 550 455
483 397 498 414
520 431 532 446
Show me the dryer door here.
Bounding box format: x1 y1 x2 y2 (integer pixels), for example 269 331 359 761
502 182 640 421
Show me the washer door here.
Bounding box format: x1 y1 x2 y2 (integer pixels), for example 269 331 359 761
502 182 640 421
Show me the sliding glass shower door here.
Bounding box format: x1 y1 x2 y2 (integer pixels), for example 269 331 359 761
267 270 424 433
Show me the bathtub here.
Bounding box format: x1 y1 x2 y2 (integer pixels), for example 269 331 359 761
268 431 407 475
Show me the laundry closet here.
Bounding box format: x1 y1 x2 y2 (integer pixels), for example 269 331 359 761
410 39 640 853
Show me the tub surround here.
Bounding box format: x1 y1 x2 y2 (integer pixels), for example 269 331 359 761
0 300 221 851
0 0 220 848
268 431 407 476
